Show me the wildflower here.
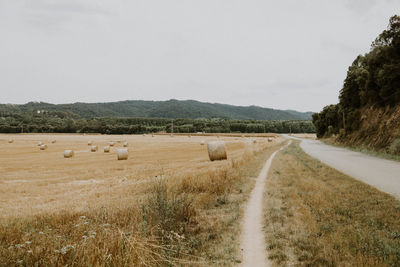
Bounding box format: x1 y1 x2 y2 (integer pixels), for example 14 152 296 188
74 224 80 227
106 254 112 260
60 244 75 255
25 241 32 245
15 244 24 249
80 216 86 219
83 221 89 225
82 235 88 239
27 250 33 253
88 230 96 238
39 232 45 235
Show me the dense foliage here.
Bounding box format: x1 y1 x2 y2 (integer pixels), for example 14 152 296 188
0 110 315 134
313 15 400 137
0 99 313 120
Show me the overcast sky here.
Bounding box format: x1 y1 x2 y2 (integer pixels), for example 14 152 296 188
0 0 399 112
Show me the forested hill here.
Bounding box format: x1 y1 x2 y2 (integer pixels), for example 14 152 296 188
0 99 313 120
312 15 400 155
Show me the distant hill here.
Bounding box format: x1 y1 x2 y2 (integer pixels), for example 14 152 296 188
0 99 313 120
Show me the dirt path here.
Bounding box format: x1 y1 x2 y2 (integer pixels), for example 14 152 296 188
284 135 400 199
240 142 291 266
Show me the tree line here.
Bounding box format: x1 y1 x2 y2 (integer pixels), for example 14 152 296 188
313 15 400 137
0 110 315 134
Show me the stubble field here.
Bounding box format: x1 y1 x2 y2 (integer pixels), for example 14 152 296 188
0 133 271 220
0 133 284 266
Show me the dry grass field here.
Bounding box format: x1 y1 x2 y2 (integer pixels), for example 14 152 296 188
264 141 400 266
0 133 283 266
0 134 255 219
289 133 316 140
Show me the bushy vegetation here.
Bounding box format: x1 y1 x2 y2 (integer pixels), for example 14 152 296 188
0 110 315 134
313 15 400 138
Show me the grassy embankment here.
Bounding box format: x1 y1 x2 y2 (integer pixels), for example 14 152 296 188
320 105 400 162
0 140 284 266
322 137 400 162
264 141 400 266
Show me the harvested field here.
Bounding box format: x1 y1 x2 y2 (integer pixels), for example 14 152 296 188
289 133 316 139
0 133 278 219
0 133 284 266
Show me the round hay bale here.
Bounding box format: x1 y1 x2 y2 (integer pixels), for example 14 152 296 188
91 145 98 152
152 134 154 137
51 140 56 144
88 140 93 146
188 135 191 138
104 146 110 153
8 139 14 143
200 141 205 145
123 141 128 147
40 144 47 150
268 137 273 142
117 149 128 160
37 141 43 146
253 139 257 144
64 150 74 158
109 141 115 147
207 141 227 161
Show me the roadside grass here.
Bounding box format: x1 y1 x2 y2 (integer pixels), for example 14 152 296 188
0 141 284 266
264 141 400 266
322 138 400 162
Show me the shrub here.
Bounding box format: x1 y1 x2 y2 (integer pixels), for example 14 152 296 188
388 138 400 154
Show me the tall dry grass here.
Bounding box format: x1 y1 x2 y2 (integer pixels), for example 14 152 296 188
264 141 400 266
0 140 284 266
